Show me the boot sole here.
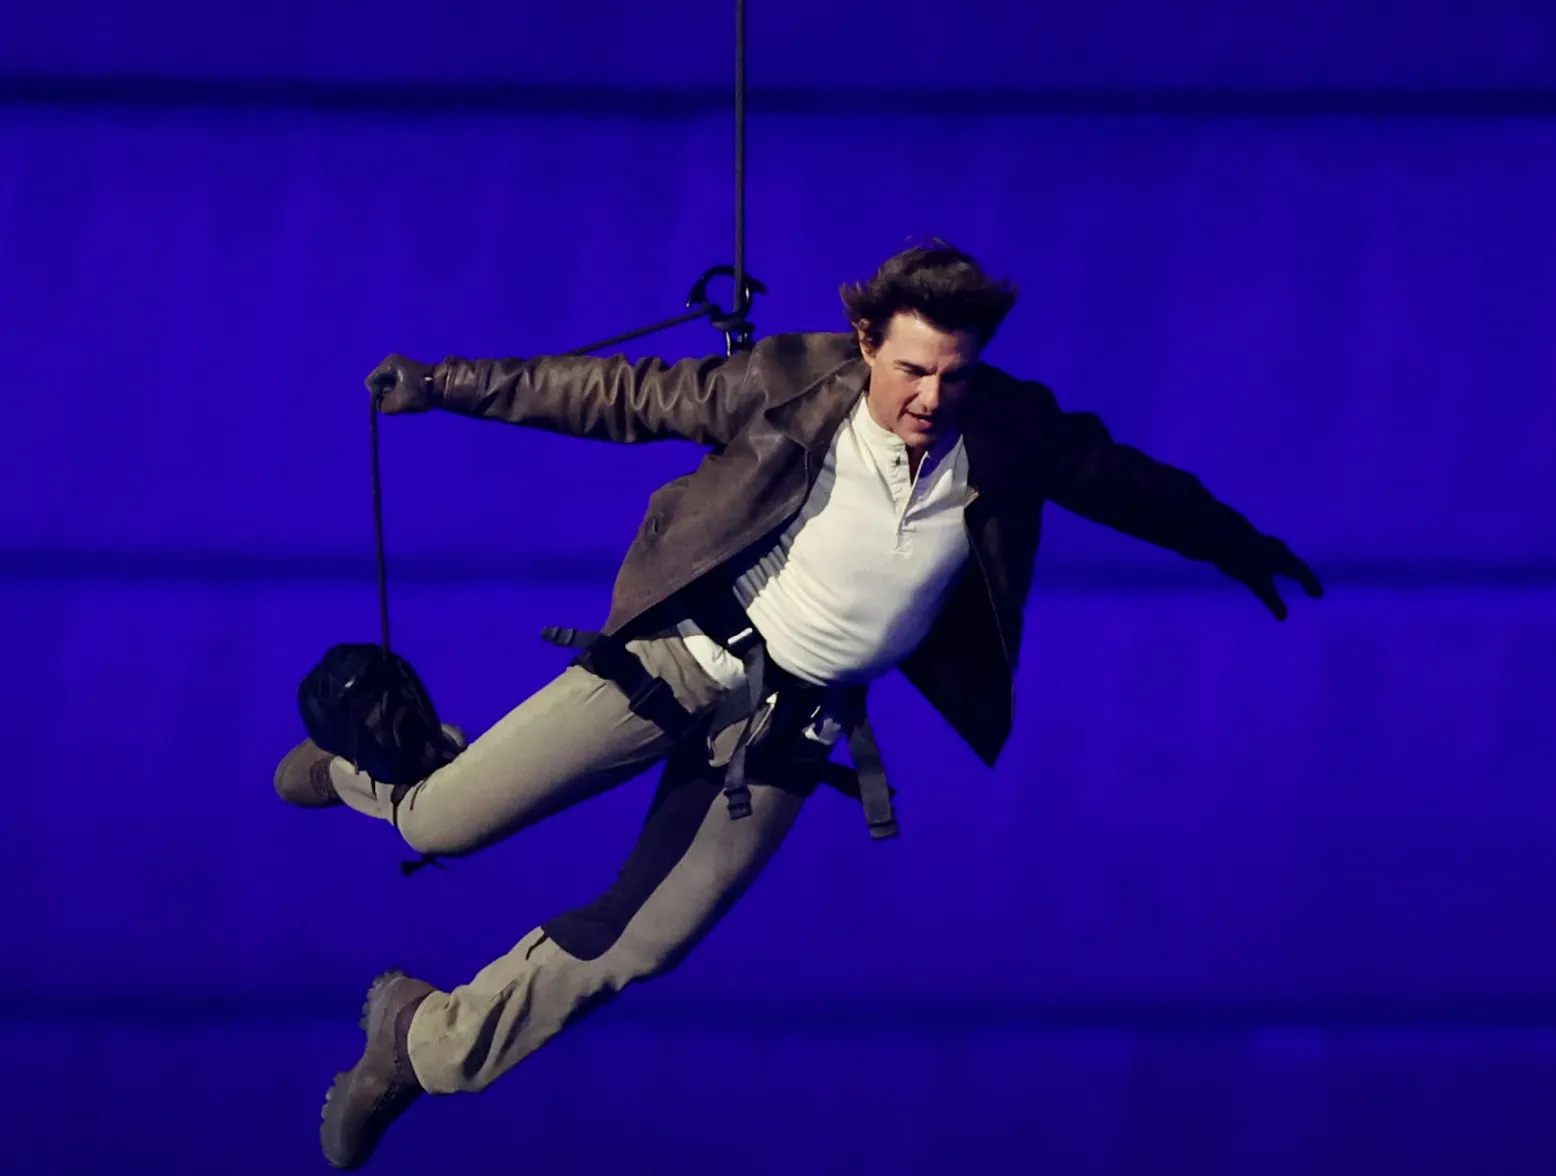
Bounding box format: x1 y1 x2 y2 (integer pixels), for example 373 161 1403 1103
319 970 410 1171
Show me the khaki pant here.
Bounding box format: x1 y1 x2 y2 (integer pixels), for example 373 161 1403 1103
326 635 810 1094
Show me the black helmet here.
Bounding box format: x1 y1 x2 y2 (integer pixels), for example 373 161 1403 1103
297 642 460 788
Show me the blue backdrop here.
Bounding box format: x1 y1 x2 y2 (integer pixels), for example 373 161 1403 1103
6 3 1556 1173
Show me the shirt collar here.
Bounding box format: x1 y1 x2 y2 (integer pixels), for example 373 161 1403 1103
850 393 963 469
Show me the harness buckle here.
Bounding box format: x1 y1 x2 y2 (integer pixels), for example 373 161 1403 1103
723 784 754 820
724 625 762 659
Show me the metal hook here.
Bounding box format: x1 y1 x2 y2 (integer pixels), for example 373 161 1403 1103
564 265 768 358
686 265 767 354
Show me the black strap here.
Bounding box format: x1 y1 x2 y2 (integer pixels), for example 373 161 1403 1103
682 585 769 821
542 627 700 743
541 612 899 840
541 625 599 650
715 636 766 821
843 707 898 840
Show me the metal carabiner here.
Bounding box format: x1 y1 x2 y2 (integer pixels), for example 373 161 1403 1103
564 264 767 358
686 265 767 355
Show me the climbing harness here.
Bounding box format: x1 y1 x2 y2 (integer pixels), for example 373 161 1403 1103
539 577 898 842
300 0 896 873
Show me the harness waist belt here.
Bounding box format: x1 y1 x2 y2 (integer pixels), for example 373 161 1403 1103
540 586 898 841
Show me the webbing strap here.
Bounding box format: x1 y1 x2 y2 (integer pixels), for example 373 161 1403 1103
715 637 767 821
540 621 898 839
540 627 698 743
843 708 898 840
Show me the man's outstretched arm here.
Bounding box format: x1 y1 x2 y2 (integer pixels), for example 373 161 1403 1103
1036 390 1324 620
366 350 760 448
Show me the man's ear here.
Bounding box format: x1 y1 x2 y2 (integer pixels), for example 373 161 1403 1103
853 321 875 360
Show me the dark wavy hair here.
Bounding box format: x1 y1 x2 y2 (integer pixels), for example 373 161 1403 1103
840 240 1018 351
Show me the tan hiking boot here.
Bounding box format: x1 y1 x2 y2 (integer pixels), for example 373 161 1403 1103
319 969 435 1170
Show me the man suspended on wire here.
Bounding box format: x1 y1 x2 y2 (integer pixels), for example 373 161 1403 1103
274 240 1323 1169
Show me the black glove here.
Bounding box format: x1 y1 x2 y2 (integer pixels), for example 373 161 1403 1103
1228 535 1324 621
365 354 438 415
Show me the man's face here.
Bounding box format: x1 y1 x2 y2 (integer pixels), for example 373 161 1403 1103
859 312 980 452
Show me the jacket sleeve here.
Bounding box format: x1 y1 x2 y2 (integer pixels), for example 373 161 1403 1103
1035 388 1268 572
430 351 760 447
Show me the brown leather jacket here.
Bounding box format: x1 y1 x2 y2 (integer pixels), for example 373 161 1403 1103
433 331 1268 767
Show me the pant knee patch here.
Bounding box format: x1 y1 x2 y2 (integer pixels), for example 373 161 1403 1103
543 753 721 961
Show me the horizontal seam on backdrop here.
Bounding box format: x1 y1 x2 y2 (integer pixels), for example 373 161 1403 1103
2 548 1556 591
5 77 1556 118
11 998 1556 1034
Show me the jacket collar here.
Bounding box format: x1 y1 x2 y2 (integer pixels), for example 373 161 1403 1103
763 356 869 456
957 366 1018 499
